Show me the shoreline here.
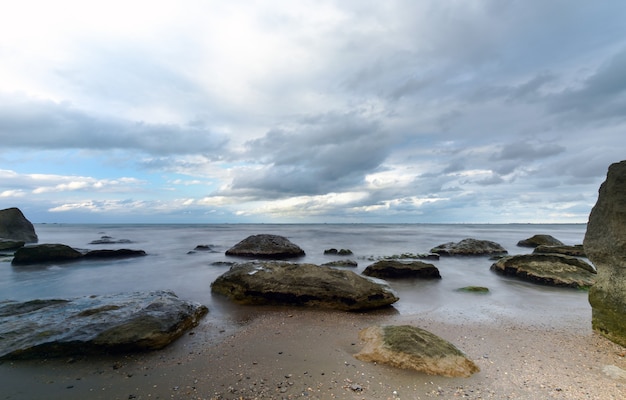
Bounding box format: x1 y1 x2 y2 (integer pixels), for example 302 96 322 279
2 307 625 399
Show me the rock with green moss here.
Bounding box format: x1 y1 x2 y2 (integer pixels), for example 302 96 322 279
584 160 626 347
354 325 479 377
490 253 595 288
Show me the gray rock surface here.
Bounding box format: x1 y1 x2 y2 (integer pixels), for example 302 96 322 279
363 260 441 279
517 234 564 248
533 244 586 257
584 160 626 347
0 207 38 243
430 238 507 256
225 234 305 259
354 325 480 377
490 253 596 288
0 290 208 359
211 261 398 311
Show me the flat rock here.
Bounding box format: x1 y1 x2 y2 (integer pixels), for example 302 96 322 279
0 207 38 243
517 234 564 248
321 259 358 268
430 238 507 256
584 160 626 347
354 325 480 377
225 234 305 259
83 249 147 259
490 253 596 288
211 261 398 311
0 290 208 359
11 243 83 265
533 244 586 257
363 260 441 279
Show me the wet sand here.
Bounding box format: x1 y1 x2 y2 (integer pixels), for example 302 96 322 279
1 307 625 400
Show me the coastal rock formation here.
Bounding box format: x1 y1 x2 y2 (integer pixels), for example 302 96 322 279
430 238 507 256
362 260 441 279
11 243 83 265
225 234 305 259
490 253 596 288
89 235 133 245
11 243 147 265
533 244 586 257
211 261 398 311
0 238 25 251
583 160 626 347
0 290 208 359
321 259 358 268
0 207 38 243
354 325 480 377
517 234 564 248
324 248 353 255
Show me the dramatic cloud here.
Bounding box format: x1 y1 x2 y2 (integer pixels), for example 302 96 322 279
1 0 625 223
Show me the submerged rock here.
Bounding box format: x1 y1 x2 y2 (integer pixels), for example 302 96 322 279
517 234 564 248
211 261 398 311
0 290 208 359
456 286 490 294
363 260 441 279
584 160 626 347
490 253 596 288
0 207 38 243
430 238 507 256
225 234 305 259
324 248 353 255
354 325 480 377
83 249 147 259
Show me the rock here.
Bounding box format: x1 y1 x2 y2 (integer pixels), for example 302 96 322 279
225 234 305 259
490 253 596 288
83 249 147 259
11 244 83 265
362 260 441 279
584 160 626 347
0 207 38 243
430 238 507 256
0 238 25 251
354 325 480 377
211 261 398 311
517 234 564 248
0 290 208 359
321 259 358 268
456 286 489 293
89 236 133 245
533 244 586 257
324 248 353 255
382 253 440 261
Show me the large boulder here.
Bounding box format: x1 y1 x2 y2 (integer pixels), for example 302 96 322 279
490 253 596 289
0 207 38 243
11 243 83 265
430 238 507 256
211 261 398 311
354 325 480 377
225 234 305 259
517 234 564 248
363 260 441 279
0 290 208 359
584 160 626 347
0 238 25 251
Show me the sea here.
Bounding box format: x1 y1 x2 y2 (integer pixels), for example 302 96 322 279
0 223 591 330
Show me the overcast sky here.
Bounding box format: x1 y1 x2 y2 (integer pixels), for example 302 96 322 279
1 1 625 224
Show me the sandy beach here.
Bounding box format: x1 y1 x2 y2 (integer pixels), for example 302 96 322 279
1 305 625 400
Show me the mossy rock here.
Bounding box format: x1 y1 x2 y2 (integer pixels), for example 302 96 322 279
456 286 489 294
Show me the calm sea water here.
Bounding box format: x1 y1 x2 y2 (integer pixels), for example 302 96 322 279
1 223 591 329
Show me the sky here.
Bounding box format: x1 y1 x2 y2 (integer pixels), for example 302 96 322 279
1 0 625 224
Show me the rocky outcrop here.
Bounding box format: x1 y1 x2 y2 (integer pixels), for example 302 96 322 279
517 234 564 248
89 236 133 245
225 234 305 259
0 238 24 251
584 160 626 347
11 244 147 265
11 244 83 265
362 260 441 279
533 244 586 257
211 261 398 311
490 253 596 288
354 325 480 377
0 290 208 359
324 248 353 255
430 238 507 256
321 259 358 268
0 207 38 243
